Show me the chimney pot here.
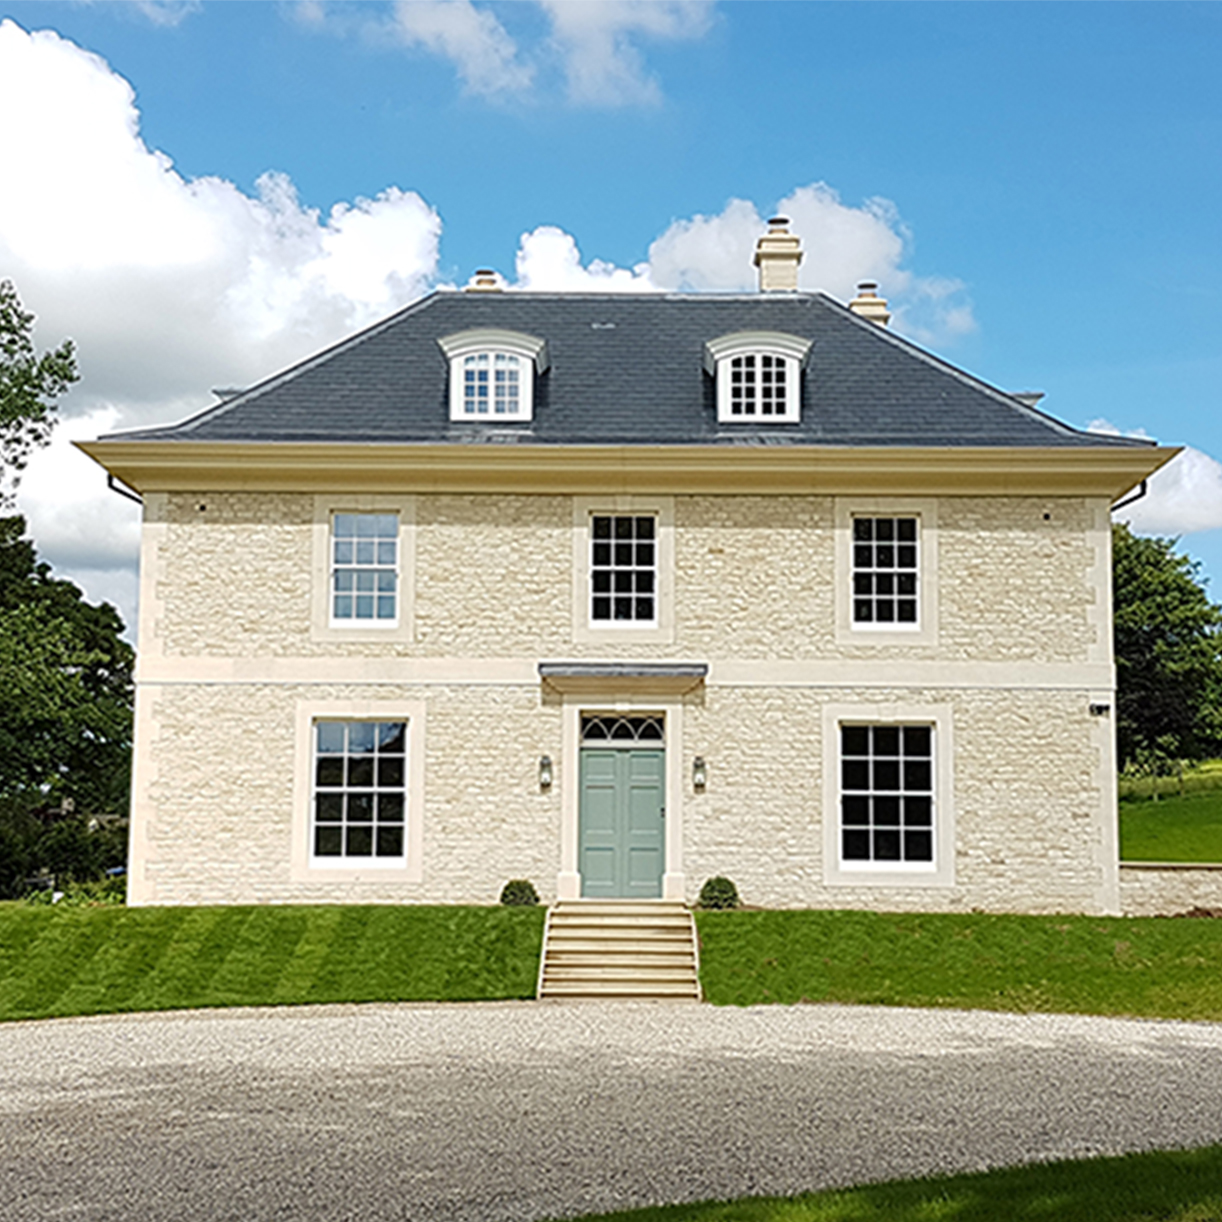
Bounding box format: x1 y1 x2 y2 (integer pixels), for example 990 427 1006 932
753 218 803 292
848 281 891 327
466 268 502 292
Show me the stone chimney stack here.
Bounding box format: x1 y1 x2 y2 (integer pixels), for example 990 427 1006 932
465 268 502 292
848 281 891 327
753 216 803 292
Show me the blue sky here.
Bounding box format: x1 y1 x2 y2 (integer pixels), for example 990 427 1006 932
1 0 1220 633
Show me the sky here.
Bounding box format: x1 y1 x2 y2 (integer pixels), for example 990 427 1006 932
1 0 1221 639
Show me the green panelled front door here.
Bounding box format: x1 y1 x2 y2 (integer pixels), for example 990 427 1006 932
579 748 665 898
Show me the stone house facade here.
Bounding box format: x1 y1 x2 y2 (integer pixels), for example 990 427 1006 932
82 225 1172 913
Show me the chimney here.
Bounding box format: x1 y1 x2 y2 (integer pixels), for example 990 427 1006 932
753 216 803 292
848 281 891 327
465 268 502 292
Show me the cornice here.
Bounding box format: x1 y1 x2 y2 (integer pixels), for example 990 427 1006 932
76 439 1177 500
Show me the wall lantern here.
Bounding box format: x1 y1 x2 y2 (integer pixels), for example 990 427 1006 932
539 755 554 790
692 755 708 791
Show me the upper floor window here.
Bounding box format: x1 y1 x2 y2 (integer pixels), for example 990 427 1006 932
705 331 811 425
331 512 398 624
591 514 656 625
852 516 919 628
463 352 520 415
439 328 548 423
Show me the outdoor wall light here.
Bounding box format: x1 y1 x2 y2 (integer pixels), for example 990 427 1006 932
539 755 554 789
692 755 708 790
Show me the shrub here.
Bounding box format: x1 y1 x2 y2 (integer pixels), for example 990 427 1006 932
699 876 741 909
500 879 540 906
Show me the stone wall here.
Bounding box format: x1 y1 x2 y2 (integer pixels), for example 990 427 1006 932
1119 865 1222 917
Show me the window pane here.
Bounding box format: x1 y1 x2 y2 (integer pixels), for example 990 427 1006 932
316 758 344 787
903 726 931 755
349 723 376 753
874 830 901 860
379 723 406 753
315 794 343 822
842 760 869 790
317 722 346 753
873 760 900 790
346 826 373 856
348 793 374 823
904 830 932 861
843 829 870 860
315 826 343 856
378 794 404 823
378 758 404 787
841 726 870 755
842 795 870 825
348 757 374 787
853 518 873 541
377 826 404 857
873 727 900 756
904 796 932 826
904 760 932 791
874 796 901 826
333 514 356 538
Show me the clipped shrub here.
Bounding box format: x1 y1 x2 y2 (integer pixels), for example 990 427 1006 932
499 879 540 907
698 876 741 910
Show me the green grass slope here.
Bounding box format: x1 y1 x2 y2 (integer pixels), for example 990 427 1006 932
0 904 545 1022
557 1144 1222 1222
1120 789 1222 862
695 908 1222 1019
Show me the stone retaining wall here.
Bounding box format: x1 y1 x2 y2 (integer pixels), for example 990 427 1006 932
1119 863 1222 916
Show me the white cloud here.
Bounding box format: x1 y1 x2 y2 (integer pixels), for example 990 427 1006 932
512 186 976 345
0 19 442 634
386 0 533 97
305 0 712 107
1088 419 1222 537
538 0 714 106
513 227 657 292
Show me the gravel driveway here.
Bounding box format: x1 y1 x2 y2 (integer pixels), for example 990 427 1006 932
3 1001 1222 1222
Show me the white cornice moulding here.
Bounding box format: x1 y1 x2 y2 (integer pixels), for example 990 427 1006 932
703 330 813 375
437 328 549 372
77 440 1179 502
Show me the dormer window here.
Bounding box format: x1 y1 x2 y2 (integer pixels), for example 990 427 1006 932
704 331 812 425
438 328 548 423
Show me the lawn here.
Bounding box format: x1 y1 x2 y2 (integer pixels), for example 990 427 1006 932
556 1144 1222 1222
0 903 545 1022
1120 788 1222 862
695 908 1222 1019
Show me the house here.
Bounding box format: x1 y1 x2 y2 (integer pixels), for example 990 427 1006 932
80 219 1174 915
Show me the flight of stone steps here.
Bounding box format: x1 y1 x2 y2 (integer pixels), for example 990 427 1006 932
537 900 702 1001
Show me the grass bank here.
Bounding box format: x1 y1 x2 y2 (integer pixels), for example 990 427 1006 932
695 908 1222 1019
0 903 544 1023
1120 788 1222 862
558 1144 1222 1222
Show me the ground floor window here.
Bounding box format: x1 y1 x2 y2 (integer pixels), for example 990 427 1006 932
840 723 933 864
312 720 407 860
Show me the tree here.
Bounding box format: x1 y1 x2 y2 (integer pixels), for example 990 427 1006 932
0 516 134 813
0 278 77 506
1113 522 1222 768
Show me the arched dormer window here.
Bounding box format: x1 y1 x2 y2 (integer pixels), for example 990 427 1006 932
704 331 812 424
438 329 549 422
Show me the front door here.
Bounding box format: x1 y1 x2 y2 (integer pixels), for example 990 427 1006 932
578 715 665 898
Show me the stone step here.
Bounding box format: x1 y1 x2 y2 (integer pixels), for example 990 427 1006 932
541 981 701 1000
537 901 702 1003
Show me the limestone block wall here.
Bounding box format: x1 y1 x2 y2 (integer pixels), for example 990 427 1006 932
1119 865 1222 916
131 678 1115 914
146 492 1108 667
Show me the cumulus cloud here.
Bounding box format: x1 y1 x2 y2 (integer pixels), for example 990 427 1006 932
385 0 533 97
510 185 976 344
306 0 712 107
0 19 442 632
538 0 714 106
1089 419 1222 536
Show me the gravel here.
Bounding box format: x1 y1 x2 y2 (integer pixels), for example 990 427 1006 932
3 1001 1222 1221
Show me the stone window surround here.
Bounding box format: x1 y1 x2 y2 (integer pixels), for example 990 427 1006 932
290 697 426 884
310 495 416 643
571 496 675 645
834 497 939 647
438 328 549 423
821 700 955 889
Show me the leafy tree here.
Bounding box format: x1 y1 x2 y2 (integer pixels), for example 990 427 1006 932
0 516 135 814
0 279 77 506
1113 523 1222 767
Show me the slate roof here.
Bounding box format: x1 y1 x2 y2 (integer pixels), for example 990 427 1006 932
106 291 1149 450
